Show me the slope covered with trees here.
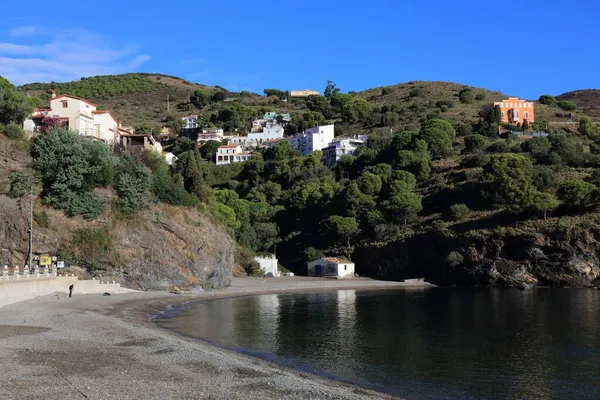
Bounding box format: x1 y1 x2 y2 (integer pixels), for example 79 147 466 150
5 73 600 287
15 74 595 137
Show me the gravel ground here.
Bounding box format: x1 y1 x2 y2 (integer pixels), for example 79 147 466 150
0 277 424 399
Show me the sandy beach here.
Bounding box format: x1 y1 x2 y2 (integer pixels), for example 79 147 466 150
0 277 431 399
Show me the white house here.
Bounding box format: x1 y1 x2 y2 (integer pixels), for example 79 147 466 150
248 124 284 143
229 136 258 147
322 135 368 166
307 257 355 279
182 115 199 130
215 144 252 165
23 94 126 144
197 127 225 145
254 254 278 277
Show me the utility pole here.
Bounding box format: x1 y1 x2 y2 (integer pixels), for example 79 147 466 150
28 191 33 269
167 94 170 112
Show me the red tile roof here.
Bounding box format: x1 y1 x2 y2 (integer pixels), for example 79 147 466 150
51 94 97 108
219 144 239 149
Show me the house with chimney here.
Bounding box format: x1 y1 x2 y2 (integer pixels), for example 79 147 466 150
23 93 131 144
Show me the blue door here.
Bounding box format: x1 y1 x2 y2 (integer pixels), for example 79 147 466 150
315 265 322 277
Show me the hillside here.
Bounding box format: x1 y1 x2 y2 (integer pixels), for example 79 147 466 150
16 74 595 134
0 132 235 291
557 90 600 120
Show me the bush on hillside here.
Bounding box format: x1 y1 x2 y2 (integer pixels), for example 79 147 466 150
409 88 424 98
475 93 486 101
464 134 487 153
539 95 556 105
557 100 577 111
457 123 473 136
459 88 474 104
1 123 26 140
532 166 556 191
446 203 471 221
114 154 153 212
30 128 115 219
557 180 599 212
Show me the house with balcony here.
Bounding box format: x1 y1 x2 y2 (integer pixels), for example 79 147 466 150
23 93 126 144
181 114 200 136
215 144 252 165
196 127 225 145
322 135 368 166
492 97 535 125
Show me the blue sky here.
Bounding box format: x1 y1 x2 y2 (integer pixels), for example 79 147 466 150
1 0 598 98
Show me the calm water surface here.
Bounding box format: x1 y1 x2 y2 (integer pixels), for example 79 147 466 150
153 288 600 399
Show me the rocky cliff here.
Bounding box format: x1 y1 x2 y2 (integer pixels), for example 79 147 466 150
354 220 600 288
0 135 234 291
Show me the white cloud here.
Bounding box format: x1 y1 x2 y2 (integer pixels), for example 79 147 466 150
0 27 151 85
10 26 41 37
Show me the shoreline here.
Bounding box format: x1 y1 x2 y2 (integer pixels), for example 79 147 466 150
0 277 429 399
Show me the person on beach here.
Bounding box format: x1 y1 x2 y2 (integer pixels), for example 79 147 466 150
69 284 74 298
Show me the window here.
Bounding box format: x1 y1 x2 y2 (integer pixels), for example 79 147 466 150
344 265 347 271
501 111 504 118
61 101 68 108
524 112 529 119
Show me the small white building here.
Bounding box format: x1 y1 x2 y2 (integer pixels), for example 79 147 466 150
254 254 278 277
215 144 252 165
182 115 199 130
322 135 368 165
307 257 355 279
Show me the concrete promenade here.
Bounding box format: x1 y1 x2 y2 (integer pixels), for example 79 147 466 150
1 266 137 308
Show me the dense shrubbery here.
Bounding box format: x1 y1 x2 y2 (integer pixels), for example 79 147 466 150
557 100 577 111
20 74 167 100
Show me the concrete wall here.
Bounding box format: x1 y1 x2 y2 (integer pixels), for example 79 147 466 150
0 276 136 308
254 255 278 276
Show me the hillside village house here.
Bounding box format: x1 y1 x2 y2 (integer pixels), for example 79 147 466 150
23 93 131 144
196 127 225 145
493 97 535 125
322 135 369 166
265 125 335 155
307 257 355 278
215 144 252 165
182 115 199 130
290 89 320 98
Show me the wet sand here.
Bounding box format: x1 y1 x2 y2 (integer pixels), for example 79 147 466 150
0 277 430 399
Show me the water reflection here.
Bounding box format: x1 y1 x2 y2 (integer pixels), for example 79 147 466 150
154 288 600 400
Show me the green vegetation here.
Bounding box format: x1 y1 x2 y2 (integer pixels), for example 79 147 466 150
5 72 600 280
539 95 556 105
557 100 577 111
20 73 169 100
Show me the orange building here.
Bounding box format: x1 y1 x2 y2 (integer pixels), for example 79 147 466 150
493 97 535 124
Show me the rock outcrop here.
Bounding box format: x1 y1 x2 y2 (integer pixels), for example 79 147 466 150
354 224 600 288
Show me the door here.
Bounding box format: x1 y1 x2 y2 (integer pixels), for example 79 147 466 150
315 265 322 277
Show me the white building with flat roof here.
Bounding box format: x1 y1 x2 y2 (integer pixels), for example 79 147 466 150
322 135 368 165
215 144 252 165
